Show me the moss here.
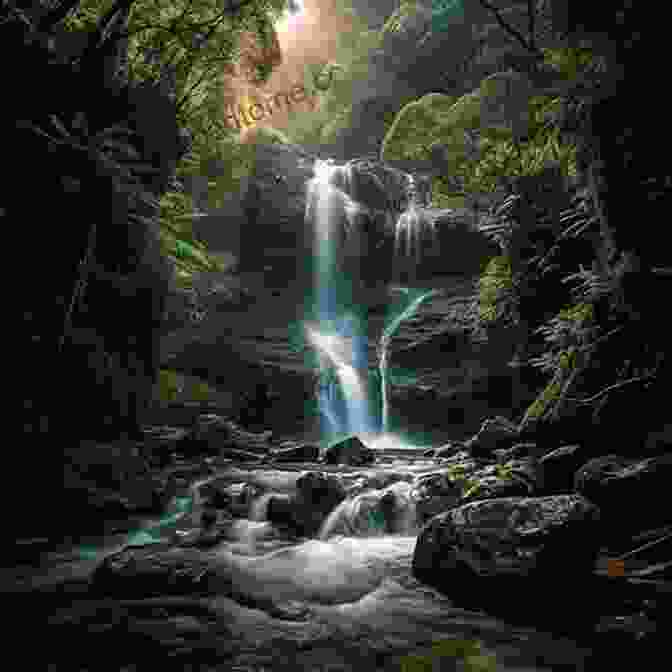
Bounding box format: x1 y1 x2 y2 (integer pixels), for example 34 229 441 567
154 369 220 405
525 378 563 420
558 302 594 325
382 0 424 36
558 346 578 372
399 638 498 672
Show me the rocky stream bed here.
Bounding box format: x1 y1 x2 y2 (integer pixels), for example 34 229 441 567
5 418 671 671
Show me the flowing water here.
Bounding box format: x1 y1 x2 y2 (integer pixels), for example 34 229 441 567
10 455 595 671
304 159 443 443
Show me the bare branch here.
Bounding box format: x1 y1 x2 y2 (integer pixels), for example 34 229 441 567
476 0 543 58
566 375 655 405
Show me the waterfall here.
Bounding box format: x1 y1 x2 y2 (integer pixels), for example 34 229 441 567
394 175 438 267
378 288 440 434
304 158 441 444
305 160 376 439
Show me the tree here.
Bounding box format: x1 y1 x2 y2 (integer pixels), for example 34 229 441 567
14 0 291 281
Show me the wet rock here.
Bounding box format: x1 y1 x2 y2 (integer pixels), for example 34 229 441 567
323 436 375 466
434 441 467 459
198 481 262 517
269 443 320 463
460 463 537 505
412 495 602 630
265 494 297 532
410 472 462 524
219 447 265 462
493 443 539 463
574 454 672 535
176 415 274 459
91 543 215 599
464 416 520 458
437 451 480 474
58 440 172 527
294 471 347 536
177 515 232 549
177 414 231 456
266 472 346 537
536 444 588 495
321 481 416 538
338 471 413 497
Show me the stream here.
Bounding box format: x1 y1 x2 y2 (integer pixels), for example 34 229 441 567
6 450 596 672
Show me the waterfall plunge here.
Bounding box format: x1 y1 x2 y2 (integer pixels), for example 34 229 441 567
304 159 441 445
305 160 376 439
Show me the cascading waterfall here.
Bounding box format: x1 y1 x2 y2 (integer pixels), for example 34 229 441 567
305 159 376 439
378 288 440 434
304 158 441 444
394 175 438 264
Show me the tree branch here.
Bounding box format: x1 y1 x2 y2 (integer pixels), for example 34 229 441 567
477 0 543 58
566 375 655 405
38 0 82 32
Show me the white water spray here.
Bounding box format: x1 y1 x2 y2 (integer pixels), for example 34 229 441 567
305 159 376 437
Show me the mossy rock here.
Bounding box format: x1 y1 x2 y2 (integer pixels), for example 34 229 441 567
381 70 535 167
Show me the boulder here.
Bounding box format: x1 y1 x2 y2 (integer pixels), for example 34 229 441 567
265 472 346 537
320 481 416 538
265 494 299 532
197 481 262 517
323 436 375 466
434 441 467 459
269 443 320 463
460 463 538 505
574 454 672 535
464 416 520 458
293 471 347 536
412 495 602 631
91 543 212 599
410 471 462 524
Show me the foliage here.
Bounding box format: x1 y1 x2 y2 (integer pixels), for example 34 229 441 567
154 368 222 405
382 0 423 35
52 0 290 284
523 376 562 421
399 638 497 672
478 255 513 323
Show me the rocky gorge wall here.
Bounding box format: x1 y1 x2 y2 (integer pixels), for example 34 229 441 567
169 141 531 442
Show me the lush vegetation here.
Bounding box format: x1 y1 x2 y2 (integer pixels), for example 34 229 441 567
17 0 291 285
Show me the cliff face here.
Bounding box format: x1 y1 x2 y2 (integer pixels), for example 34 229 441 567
162 143 528 441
